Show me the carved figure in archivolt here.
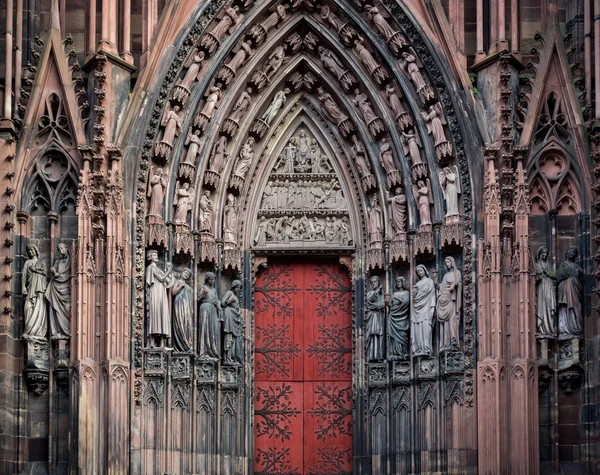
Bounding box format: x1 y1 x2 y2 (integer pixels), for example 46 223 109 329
353 89 378 125
225 41 253 74
202 86 222 119
351 135 372 178
147 167 167 223
234 137 255 177
318 87 350 125
183 130 202 165
437 257 461 352
202 6 239 49
22 244 47 341
208 136 230 175
261 88 290 125
422 103 452 159
263 45 286 79
365 275 385 362
401 52 427 91
222 280 244 364
198 272 222 359
172 268 193 352
387 187 407 237
535 246 556 337
249 4 286 45
199 190 214 233
173 181 194 225
385 85 411 130
440 165 461 222
230 89 252 122
388 276 409 360
379 137 401 186
46 243 71 340
318 47 356 91
557 248 583 340
413 179 432 229
366 5 406 53
146 250 174 348
354 38 388 83
223 193 239 250
177 50 205 90
161 104 182 146
402 130 423 164
412 265 436 356
368 196 383 248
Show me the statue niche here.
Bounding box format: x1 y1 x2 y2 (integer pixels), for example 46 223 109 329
253 128 352 248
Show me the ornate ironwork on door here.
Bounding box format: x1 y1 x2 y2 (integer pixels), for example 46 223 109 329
255 261 353 474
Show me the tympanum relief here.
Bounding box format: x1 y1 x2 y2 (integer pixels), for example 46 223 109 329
253 129 352 248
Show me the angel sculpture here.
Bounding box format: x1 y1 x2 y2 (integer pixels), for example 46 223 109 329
422 103 448 146
263 45 286 79
412 179 433 229
183 130 202 166
161 104 182 146
177 50 206 89
440 165 461 221
173 181 195 225
200 86 222 119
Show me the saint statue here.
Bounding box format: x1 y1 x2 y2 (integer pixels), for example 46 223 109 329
368 196 383 247
145 251 174 348
387 188 407 237
198 272 222 359
318 87 349 123
161 104 182 146
22 244 47 340
173 182 194 225
147 167 167 221
222 280 244 364
234 137 255 177
401 52 427 90
46 243 71 340
413 179 433 228
223 194 239 249
261 88 290 125
183 130 202 165
436 257 462 351
388 276 409 360
557 248 583 340
230 89 252 122
440 166 461 220
411 265 436 356
177 51 205 89
534 246 556 337
365 275 385 361
172 268 194 352
422 103 448 146
225 41 253 73
199 190 214 234
208 136 230 174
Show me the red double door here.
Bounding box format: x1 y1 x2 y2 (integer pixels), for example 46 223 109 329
254 260 353 475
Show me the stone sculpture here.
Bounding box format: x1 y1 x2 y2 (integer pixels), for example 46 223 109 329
234 137 255 177
230 89 252 122
557 248 583 340
388 276 409 360
436 257 462 351
176 50 205 90
440 165 461 222
261 88 290 125
401 52 427 91
535 246 557 337
402 130 423 164
263 45 286 79
223 193 239 250
147 167 167 223
368 196 383 248
173 181 194 225
413 179 433 229
208 136 229 174
224 41 253 74
365 275 385 361
200 6 239 52
171 268 193 352
422 103 452 160
387 187 407 237
318 87 349 124
199 190 214 234
22 244 48 340
222 280 244 364
354 38 389 84
318 46 356 91
411 264 436 356
183 130 202 165
46 243 71 340
379 137 401 186
160 104 182 146
145 250 174 348
198 272 222 359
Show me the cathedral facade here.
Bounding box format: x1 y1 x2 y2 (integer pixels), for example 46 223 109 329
0 0 598 473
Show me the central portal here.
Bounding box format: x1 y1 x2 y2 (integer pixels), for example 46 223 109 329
254 260 353 474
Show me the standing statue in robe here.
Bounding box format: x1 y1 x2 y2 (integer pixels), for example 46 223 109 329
422 103 448 146
225 41 254 74
387 188 407 237
161 104 182 146
145 250 174 348
223 193 239 249
261 88 290 125
440 166 461 220
368 196 383 247
183 130 202 165
230 89 252 122
173 182 194 225
222 280 244 364
208 136 230 174
147 167 167 222
534 246 556 337
365 275 385 361
177 50 205 89
411 265 436 356
557 247 583 340
46 243 71 340
234 137 255 177
413 179 433 228
436 257 462 351
198 272 222 359
388 276 409 360
318 87 349 124
22 244 47 340
171 268 194 352
199 190 214 234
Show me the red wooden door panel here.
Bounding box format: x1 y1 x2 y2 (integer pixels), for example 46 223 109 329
254 261 352 475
